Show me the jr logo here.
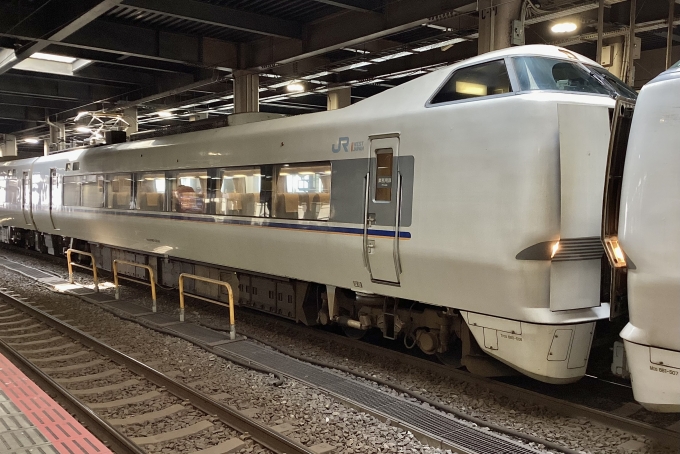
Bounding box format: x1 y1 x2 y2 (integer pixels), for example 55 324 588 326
332 137 350 153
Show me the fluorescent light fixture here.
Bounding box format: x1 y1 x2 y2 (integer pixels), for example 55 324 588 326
24 138 40 144
456 81 487 96
341 48 370 54
157 110 173 118
269 80 293 89
31 52 76 63
286 82 304 93
386 70 426 79
74 111 89 121
333 61 372 72
413 38 466 53
371 51 413 63
551 22 577 33
76 127 91 133
302 71 331 80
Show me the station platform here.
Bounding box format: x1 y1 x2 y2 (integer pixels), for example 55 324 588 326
0 351 112 454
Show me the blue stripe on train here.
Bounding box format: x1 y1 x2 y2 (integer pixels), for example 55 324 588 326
62 207 412 239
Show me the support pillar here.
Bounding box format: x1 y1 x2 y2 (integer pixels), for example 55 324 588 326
327 87 351 110
233 72 259 114
478 0 522 54
0 134 17 157
596 0 605 64
48 122 66 151
667 0 675 69
627 0 636 86
43 140 49 156
123 107 138 136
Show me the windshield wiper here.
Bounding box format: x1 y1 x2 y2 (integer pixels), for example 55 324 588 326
580 64 618 99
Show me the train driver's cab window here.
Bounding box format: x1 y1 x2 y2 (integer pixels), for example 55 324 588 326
105 174 132 209
430 59 512 104
63 175 103 207
215 167 264 217
512 57 612 95
275 163 331 220
170 170 207 214
136 172 166 211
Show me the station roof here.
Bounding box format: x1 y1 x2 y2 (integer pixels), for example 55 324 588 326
0 0 677 155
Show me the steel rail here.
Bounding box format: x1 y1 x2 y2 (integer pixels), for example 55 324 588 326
238 312 680 450
0 334 145 454
0 290 314 454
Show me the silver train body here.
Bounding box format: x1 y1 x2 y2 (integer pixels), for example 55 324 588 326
0 45 624 384
614 62 680 412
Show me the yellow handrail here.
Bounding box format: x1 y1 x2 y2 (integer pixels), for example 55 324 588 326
66 248 99 292
179 273 235 340
112 259 157 312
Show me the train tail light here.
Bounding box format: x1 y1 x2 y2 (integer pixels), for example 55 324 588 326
603 237 627 268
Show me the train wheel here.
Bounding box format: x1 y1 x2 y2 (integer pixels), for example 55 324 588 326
342 325 366 340
436 336 463 368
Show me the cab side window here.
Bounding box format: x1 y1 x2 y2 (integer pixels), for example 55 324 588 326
430 59 512 104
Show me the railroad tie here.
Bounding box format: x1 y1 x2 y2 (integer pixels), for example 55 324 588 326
31 351 90 363
107 404 186 426
56 368 121 384
41 359 104 373
131 420 213 445
68 379 140 396
0 319 33 327
8 335 63 346
191 438 246 454
1 329 53 339
0 312 22 320
0 323 42 332
86 390 161 409
19 342 78 354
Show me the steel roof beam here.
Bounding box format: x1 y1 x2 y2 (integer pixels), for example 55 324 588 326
0 0 124 75
120 0 302 39
308 0 384 13
246 0 475 69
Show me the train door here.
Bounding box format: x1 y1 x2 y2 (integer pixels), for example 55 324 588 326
49 168 58 229
363 134 402 285
21 171 31 225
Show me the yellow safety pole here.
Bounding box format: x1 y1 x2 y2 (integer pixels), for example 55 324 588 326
113 260 120 300
113 259 157 312
149 267 157 313
179 274 185 322
225 282 235 340
67 249 74 284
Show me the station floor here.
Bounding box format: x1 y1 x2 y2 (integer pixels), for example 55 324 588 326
0 351 111 454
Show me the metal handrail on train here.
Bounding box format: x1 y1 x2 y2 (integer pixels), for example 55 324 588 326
178 273 236 340
66 248 99 292
112 259 157 312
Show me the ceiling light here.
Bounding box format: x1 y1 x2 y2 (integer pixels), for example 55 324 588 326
74 111 89 121
157 111 173 118
302 71 331 80
333 61 372 72
286 83 304 93
24 138 40 144
371 51 413 63
551 22 577 33
76 127 91 133
31 52 76 64
413 38 466 53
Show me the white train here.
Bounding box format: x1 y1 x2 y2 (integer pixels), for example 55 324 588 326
0 45 637 385
605 61 680 412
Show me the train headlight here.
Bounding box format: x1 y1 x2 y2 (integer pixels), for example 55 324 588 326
604 237 627 268
551 241 560 258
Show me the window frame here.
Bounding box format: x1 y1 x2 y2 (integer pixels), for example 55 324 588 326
425 57 519 108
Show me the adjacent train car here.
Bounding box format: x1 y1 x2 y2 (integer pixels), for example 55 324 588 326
0 45 637 385
604 62 680 412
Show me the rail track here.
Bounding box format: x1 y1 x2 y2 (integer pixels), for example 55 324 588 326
0 287 313 454
1 247 679 453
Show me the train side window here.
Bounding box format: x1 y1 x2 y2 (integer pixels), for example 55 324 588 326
105 174 132 209
63 176 80 206
215 167 264 217
169 170 208 214
0 171 20 207
274 163 331 220
62 175 102 207
136 172 166 211
430 59 512 104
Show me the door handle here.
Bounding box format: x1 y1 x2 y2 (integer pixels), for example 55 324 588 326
366 213 376 227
